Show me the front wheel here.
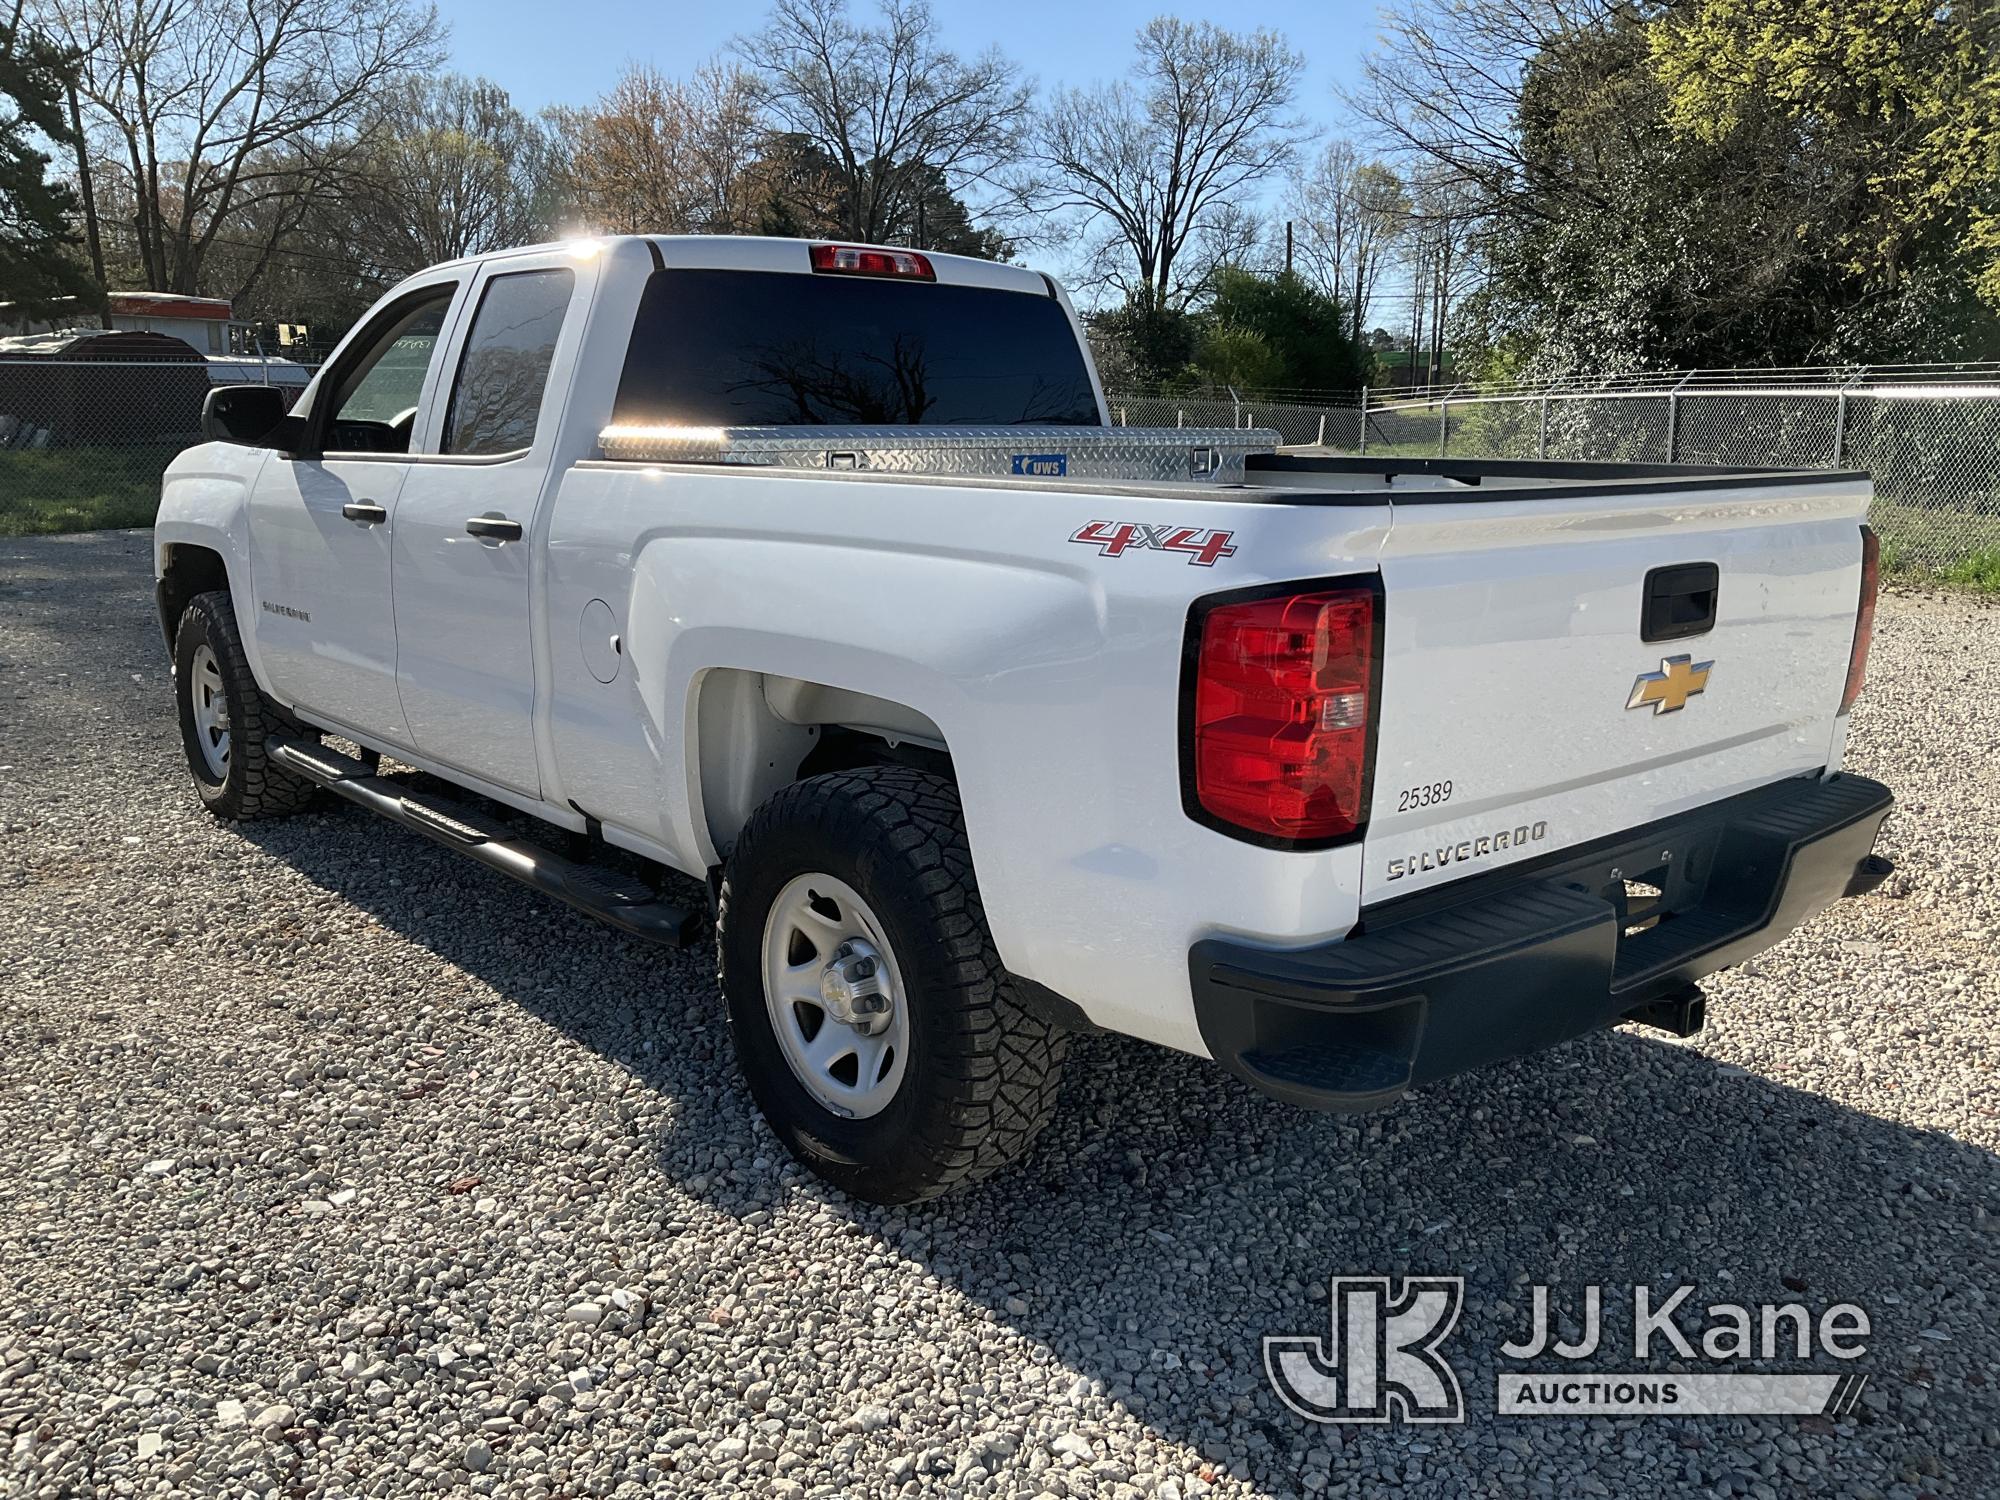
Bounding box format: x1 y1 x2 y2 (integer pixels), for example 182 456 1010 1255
173 591 317 821
717 767 1068 1203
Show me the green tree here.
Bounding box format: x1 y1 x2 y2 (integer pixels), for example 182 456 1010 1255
1650 0 2000 317
1084 299 1199 389
0 19 99 318
1192 324 1284 391
1355 0 1999 374
1197 268 1372 391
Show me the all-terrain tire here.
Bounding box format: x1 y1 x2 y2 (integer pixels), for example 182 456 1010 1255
717 766 1069 1204
173 590 318 821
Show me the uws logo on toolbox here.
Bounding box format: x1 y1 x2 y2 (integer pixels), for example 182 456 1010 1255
1266 1277 1871 1424
1069 520 1238 567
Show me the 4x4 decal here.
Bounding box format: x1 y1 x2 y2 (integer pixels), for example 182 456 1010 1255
1069 520 1237 567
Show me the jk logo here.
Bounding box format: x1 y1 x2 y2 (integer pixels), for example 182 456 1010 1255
1265 1276 1466 1424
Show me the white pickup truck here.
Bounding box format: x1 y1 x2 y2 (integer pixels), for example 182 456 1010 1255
155 235 1893 1202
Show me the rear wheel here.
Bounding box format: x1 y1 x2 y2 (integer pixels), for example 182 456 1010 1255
173 591 317 821
717 767 1068 1203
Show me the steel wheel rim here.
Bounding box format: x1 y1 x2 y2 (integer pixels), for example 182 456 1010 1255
761 872 910 1119
189 643 231 779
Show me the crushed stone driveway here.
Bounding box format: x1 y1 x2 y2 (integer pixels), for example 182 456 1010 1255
2 529 1997 1500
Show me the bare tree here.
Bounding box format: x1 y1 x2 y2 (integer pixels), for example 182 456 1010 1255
33 0 441 297
347 76 553 274
1399 169 1483 386
1037 18 1309 312
1285 140 1410 342
547 63 762 236
1344 0 1629 217
735 0 1031 245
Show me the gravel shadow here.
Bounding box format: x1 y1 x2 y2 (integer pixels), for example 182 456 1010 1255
231 808 2000 1496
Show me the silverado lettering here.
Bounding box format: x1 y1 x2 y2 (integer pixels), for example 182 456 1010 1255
1385 821 1551 882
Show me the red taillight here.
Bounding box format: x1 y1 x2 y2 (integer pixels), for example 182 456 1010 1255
1840 525 1879 714
1188 583 1380 845
808 244 936 281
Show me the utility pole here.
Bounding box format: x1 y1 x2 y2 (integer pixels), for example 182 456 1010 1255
1410 246 1425 392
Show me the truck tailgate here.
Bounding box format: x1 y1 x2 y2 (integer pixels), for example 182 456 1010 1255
1361 473 1868 903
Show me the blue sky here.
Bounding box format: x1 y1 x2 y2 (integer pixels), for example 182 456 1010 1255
433 0 1391 307
436 0 1385 118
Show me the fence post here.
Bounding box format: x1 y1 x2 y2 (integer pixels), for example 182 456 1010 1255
1537 396 1550 460
1438 395 1449 456
1832 371 1862 466
1665 370 1693 463
1358 386 1369 455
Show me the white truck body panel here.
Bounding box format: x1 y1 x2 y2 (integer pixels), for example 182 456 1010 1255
155 234 1879 1070
541 462 1393 1051
1363 478 1867 902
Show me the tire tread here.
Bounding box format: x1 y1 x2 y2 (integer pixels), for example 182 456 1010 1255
717 766 1068 1201
176 591 317 820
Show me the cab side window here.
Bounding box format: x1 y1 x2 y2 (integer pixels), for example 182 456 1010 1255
323 287 457 454
441 269 576 457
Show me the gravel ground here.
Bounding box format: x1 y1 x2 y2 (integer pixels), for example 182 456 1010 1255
2 528 1996 1500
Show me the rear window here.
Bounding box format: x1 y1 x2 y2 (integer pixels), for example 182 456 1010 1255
611 268 1101 428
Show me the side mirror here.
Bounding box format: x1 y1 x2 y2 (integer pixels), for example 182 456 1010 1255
201 384 305 452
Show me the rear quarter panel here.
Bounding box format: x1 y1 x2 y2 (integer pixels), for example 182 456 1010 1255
543 465 1391 1054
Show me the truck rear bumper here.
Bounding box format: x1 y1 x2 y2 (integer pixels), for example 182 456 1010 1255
1188 773 1893 1112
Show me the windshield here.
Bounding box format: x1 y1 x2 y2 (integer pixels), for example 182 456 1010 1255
611 268 1102 428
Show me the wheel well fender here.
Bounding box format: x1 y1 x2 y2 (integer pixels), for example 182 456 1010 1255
155 543 232 651
690 668 952 861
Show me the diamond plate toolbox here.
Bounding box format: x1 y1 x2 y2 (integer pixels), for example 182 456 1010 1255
595 425 1282 484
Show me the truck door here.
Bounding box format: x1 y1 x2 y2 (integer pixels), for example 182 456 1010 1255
247 280 461 744
389 255 586 797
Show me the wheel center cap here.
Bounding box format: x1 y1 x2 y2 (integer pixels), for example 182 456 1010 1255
819 938 892 1035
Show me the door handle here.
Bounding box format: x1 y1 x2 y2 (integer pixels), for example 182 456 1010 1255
465 515 523 542
341 501 387 525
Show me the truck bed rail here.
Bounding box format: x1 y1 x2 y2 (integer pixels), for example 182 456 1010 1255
596 424 1282 484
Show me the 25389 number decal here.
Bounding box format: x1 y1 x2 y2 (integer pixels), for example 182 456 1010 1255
1397 780 1454 812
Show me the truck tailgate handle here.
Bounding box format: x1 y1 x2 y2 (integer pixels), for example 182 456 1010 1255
465 514 523 542
1641 562 1719 641
341 501 386 525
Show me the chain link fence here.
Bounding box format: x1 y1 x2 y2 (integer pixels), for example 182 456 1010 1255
1 357 313 538
1110 371 2000 578
4 356 1995 579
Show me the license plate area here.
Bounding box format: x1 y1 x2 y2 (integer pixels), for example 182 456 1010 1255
1546 826 1722 948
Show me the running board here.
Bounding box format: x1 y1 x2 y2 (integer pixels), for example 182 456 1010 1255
269 737 700 948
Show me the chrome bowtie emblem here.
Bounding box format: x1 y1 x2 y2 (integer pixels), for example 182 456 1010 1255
1627 655 1713 714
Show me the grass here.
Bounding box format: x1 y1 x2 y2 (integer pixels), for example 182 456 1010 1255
1936 546 2000 592
0 446 174 537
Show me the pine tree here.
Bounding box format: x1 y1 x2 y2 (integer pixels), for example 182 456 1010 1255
0 20 100 319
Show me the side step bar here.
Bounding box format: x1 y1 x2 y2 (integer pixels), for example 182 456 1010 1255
269 737 700 948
